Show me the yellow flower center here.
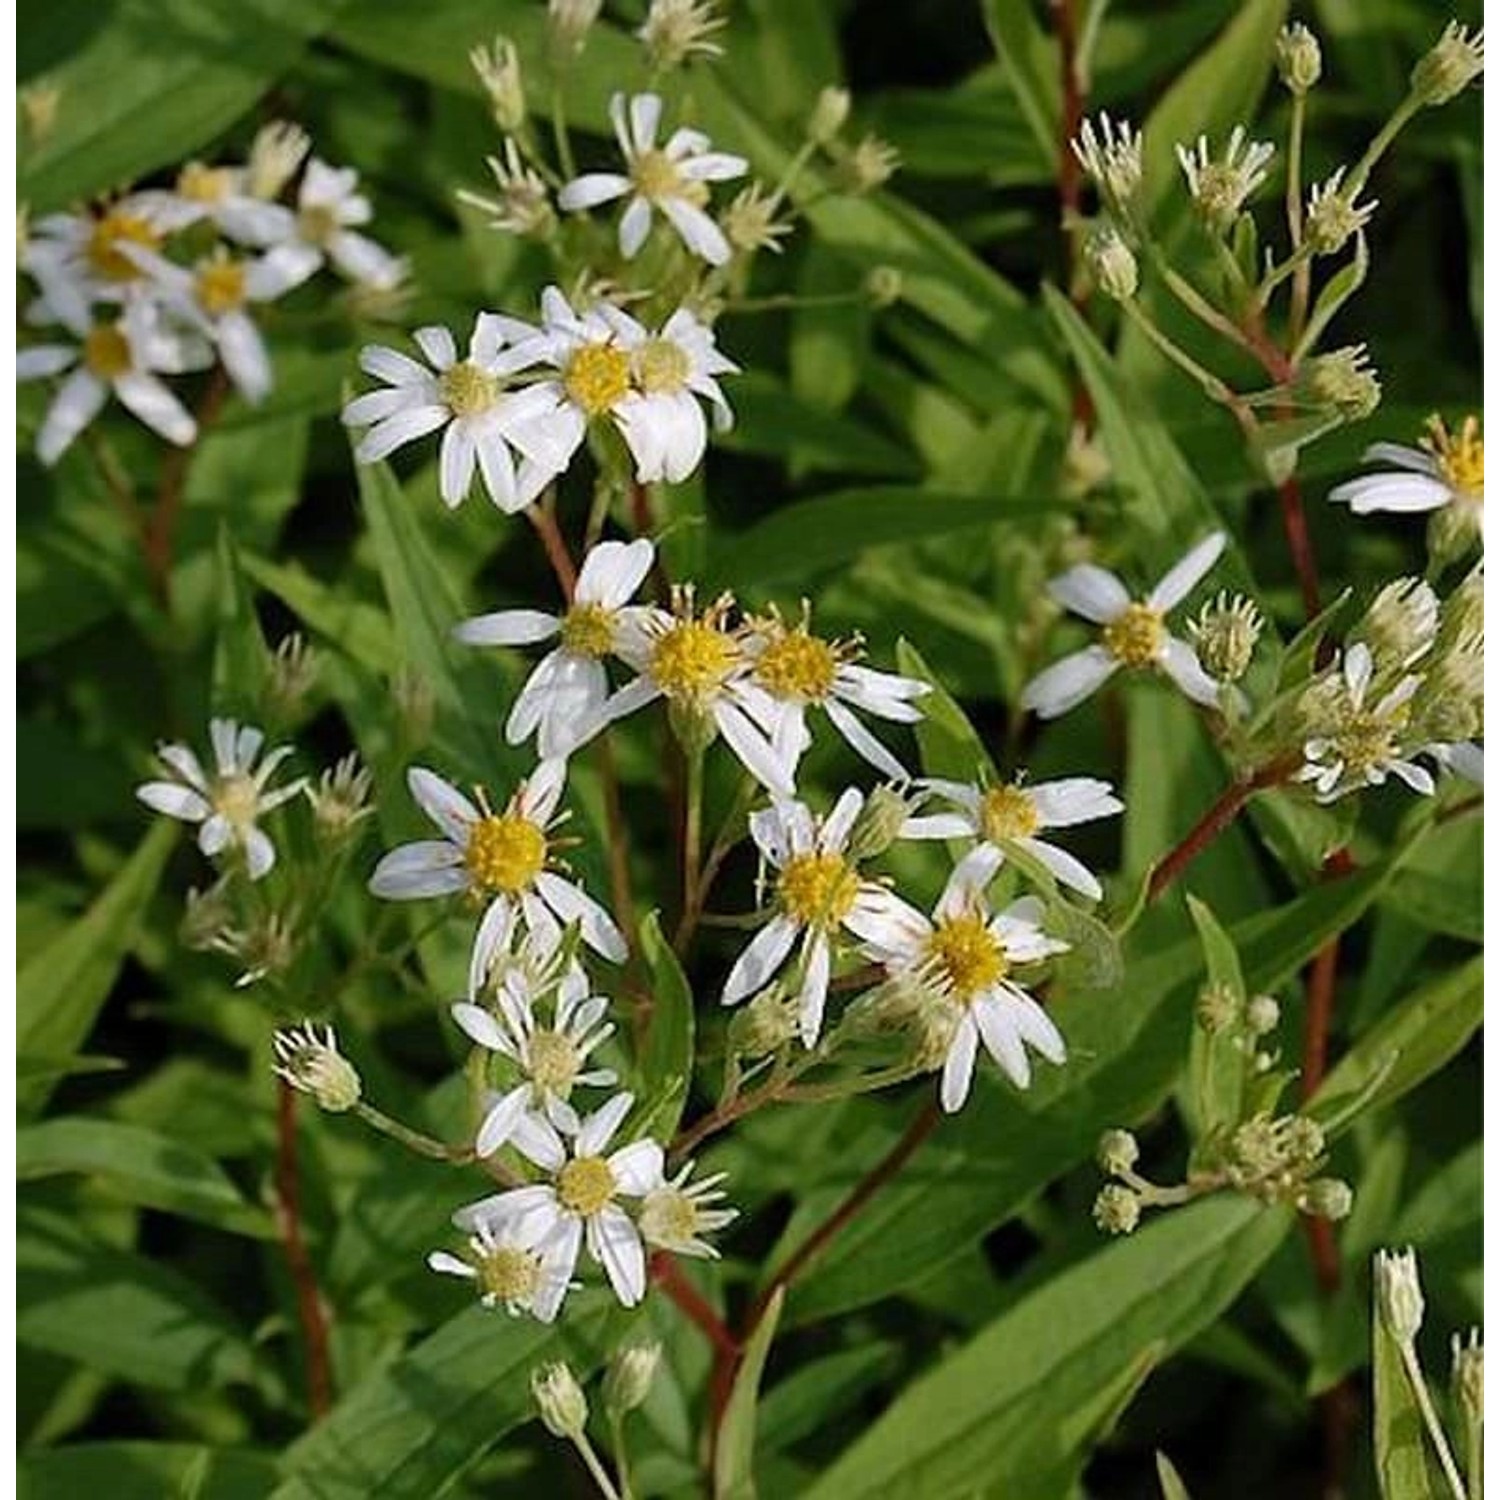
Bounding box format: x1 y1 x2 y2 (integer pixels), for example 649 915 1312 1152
635 337 692 395
1101 602 1166 667
86 210 161 281
1427 415 1484 496
754 629 839 702
212 773 261 830
439 360 500 418
563 342 631 416
650 619 740 700
926 913 1007 1001
297 203 341 246
1332 706 1409 779
559 602 616 658
639 1187 698 1248
465 814 547 895
478 1243 541 1303
557 1154 616 1216
776 850 860 930
631 148 687 201
527 1029 582 1095
82 324 132 379
979 784 1040 843
177 162 233 204
196 258 248 316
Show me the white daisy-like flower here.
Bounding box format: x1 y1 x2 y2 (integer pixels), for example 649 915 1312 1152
600 588 795 795
856 849 1070 1111
1299 643 1434 801
21 198 175 325
136 718 305 880
454 538 655 757
1431 740 1483 785
122 243 314 405
903 775 1123 901
1021 533 1228 719
721 789 895 1046
18 299 201 464
733 605 929 782
256 157 405 289
453 1092 663 1308
342 315 564 511
1176 127 1275 228
1070 113 1143 215
557 92 746 265
130 160 298 246
368 761 628 963
454 961 619 1154
427 1219 575 1322
637 1159 737 1258
1330 415 1483 530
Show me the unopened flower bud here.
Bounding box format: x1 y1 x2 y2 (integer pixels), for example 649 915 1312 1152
1305 344 1382 420
1276 23 1323 93
1084 227 1138 301
1410 22 1485 107
1300 1177 1353 1221
1097 1128 1140 1176
808 86 851 145
1452 1329 1482 1423
1093 1183 1141 1235
728 988 799 1059
1196 980 1240 1035
272 1023 361 1112
839 134 899 193
1305 171 1376 255
1374 1247 1425 1343
470 36 526 133
548 0 601 59
1230 1115 1282 1176
639 0 725 70
265 632 318 721
1188 592 1264 683
849 782 915 860
20 84 62 144
1283 1115 1325 1163
864 264 903 308
247 120 311 200
603 1341 662 1416
532 1361 589 1438
308 752 375 843
181 881 236 951
1245 993 1281 1037
721 183 792 256
1356 577 1440 668
1427 494 1483 567
1442 564 1484 645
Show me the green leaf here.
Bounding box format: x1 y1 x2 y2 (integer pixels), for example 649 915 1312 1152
715 1289 784 1500
17 821 177 1119
1156 1452 1196 1500
17 1117 272 1237
979 0 1061 166
20 0 348 211
18 1442 280 1500
637 911 696 1141
727 373 918 480
803 1199 1290 1498
17 1207 261 1392
1184 896 1246 1139
212 524 270 720
1372 1280 1445 1499
895 638 997 784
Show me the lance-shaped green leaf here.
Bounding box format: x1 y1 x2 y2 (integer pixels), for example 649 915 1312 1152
18 1442 280 1500
1157 1452 1196 1500
895 637 996 784
212 524 270 721
715 1289 785 1500
979 0 1061 166
1184 895 1246 1141
637 911 696 1140
1372 1275 1447 1500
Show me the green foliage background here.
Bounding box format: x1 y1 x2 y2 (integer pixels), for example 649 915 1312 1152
16 1 1481 1496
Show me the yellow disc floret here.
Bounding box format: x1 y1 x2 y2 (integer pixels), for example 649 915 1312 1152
777 851 860 930
635 337 692 395
559 602 616 658
1426 414 1484 497
440 361 500 418
1101 602 1166 667
650 618 740 701
297 202 340 246
557 1155 616 1216
639 1187 699 1249
86 209 161 281
527 1030 582 1096
564 342 631 416
82 323 132 379
755 629 840 702
926 912 1007 1001
212 773 262 831
631 149 688 201
465 814 547 895
979 784 1040 843
196 257 248 316
478 1243 542 1304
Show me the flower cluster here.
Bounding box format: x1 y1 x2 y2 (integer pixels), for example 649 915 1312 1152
18 124 402 464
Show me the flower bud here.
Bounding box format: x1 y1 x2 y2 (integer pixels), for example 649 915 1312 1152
721 183 792 256
1410 22 1485 107
548 0 602 60
470 36 526 133
1282 1115 1325 1163
1374 1246 1425 1343
864 264 903 309
308 753 375 844
1354 577 1440 669
1059 421 1112 500
1084 227 1138 301
728 988 800 1059
1245 993 1281 1037
1276 22 1323 94
639 0 725 71
848 782 916 860
808 86 851 145
247 120 311 200
839 135 899 193
1300 1177 1353 1221
1427 494 1483 567
1305 344 1382 420
264 632 318 721
1097 1128 1140 1176
1187 592 1264 683
1093 1184 1141 1235
603 1341 662 1417
1452 1329 1482 1424
1305 171 1376 255
532 1361 589 1438
272 1023 361 1112
1196 980 1241 1035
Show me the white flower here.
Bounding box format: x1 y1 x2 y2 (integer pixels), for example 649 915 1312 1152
257 157 405 289
1329 415 1483 528
903 775 1123 901
1176 127 1275 228
123 243 314 404
601 589 795 795
131 160 298 246
427 1219 574 1322
21 198 175 325
342 316 565 510
1431 740 1483 785
637 1159 737 1258
18 299 202 464
638 0 726 69
1021 533 1228 718
557 92 746 265
453 1092 663 1308
1070 113 1143 215
856 848 1069 1111
721 790 896 1046
454 963 618 1153
732 606 928 782
454 538 655 757
1299 643 1434 801
136 718 304 879
368 762 628 965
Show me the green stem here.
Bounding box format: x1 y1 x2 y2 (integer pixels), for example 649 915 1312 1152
607 1412 636 1500
1285 91 1311 343
1344 93 1422 199
1400 1341 1467 1500
550 83 577 181
1150 253 1262 358
1120 299 1246 417
678 746 705 951
570 1432 623 1500
354 1102 473 1162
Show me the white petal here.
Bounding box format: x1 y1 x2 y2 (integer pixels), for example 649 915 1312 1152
901 813 977 841
824 697 910 781
940 1017 979 1113
1148 532 1227 612
576 538 655 608
1002 986 1067 1064
453 609 560 647
937 844 1004 917
474 429 519 511
198 814 231 857
37 369 107 464
113 372 197 446
243 826 277 880
368 838 465 888
451 1001 508 1051
407 766 478 842
629 93 663 151
519 758 568 824
618 195 654 259
1159 636 1221 706
714 700 796 797
558 173 631 211
477 1086 532 1157
1020 647 1118 719
135 782 209 821
469 896 516 998
578 1091 634 1156
361 344 430 386
342 387 417 427
217 312 272 404
1019 837 1102 900
356 404 448 462
660 196 731 266
1329 473 1454 514
821 787 864 852
414 325 457 370
1026 777 1123 828
1048 565 1130 623
16 344 77 380
511 1113 569 1173
797 936 832 1047
973 994 1031 1088
608 1139 665 1196
438 422 477 506
589 1205 647 1306
534 872 627 962
722 914 799 1005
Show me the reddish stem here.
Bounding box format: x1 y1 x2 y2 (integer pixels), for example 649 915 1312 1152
274 1080 333 1418
651 1252 737 1357
526 502 578 598
1276 472 1323 621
